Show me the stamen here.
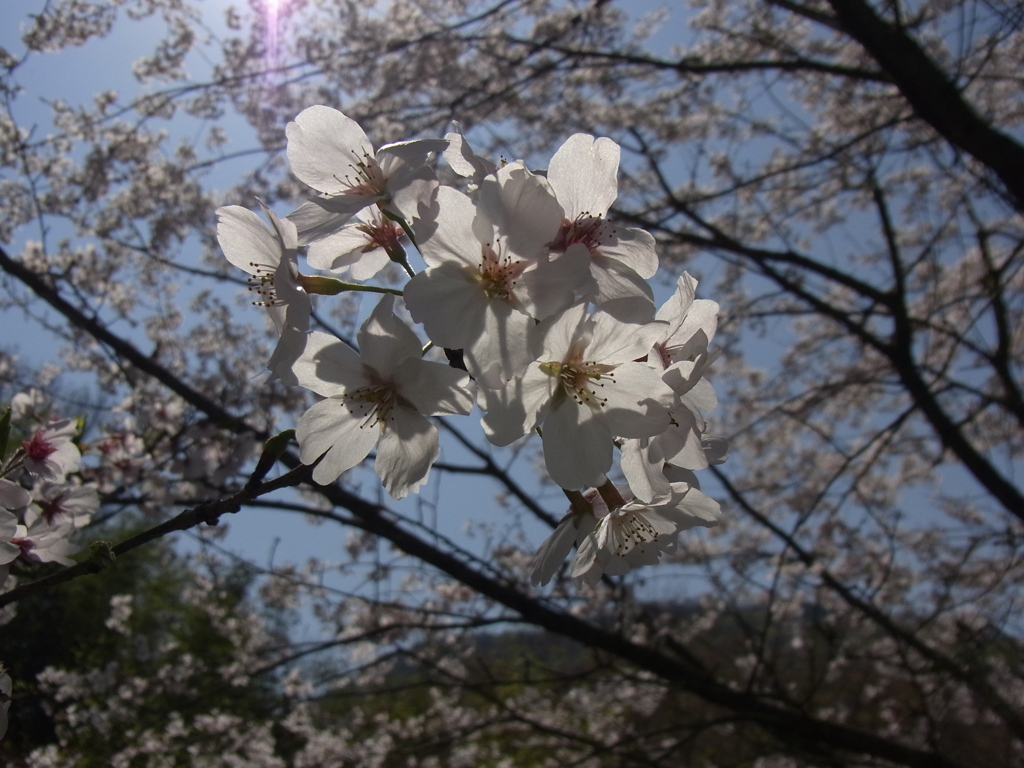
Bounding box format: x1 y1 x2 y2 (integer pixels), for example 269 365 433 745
547 213 616 254
340 384 397 430
476 238 523 301
332 149 387 197
613 509 660 556
539 359 617 408
247 261 283 306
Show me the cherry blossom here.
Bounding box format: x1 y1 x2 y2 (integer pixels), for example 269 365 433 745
20 420 81 484
285 105 447 241
544 134 660 322
293 296 474 498
0 479 30 512
622 273 722 500
305 205 407 280
24 482 99 529
405 168 588 386
216 203 311 385
481 303 675 489
571 483 721 586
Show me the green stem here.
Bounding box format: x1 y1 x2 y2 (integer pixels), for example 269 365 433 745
298 274 403 296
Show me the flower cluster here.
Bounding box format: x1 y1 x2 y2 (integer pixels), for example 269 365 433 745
1 392 99 590
217 107 726 584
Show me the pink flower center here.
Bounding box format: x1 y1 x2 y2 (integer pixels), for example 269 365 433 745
22 431 57 463
475 241 525 301
548 214 615 255
356 220 403 254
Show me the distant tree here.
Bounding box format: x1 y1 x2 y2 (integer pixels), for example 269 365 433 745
0 0 1022 766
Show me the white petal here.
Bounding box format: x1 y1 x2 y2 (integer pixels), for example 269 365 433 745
587 255 656 322
620 439 671 504
479 163 564 258
0 479 30 511
216 206 281 275
517 243 590 320
286 105 374 195
375 408 439 499
588 312 666 365
404 262 490 349
480 366 553 446
292 332 367 396
600 225 659 279
298 398 379 485
392 358 474 417
417 186 481 269
465 302 536 386
599 362 673 438
548 133 619 217
357 295 421 376
542 398 613 490
286 198 353 245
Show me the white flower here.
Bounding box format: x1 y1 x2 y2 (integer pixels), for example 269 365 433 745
294 296 474 499
20 419 80 483
622 273 722 500
24 482 99 529
545 133 659 322
305 205 406 280
405 168 588 386
481 304 674 490
0 510 20 567
216 203 311 385
571 483 720 586
285 105 447 241
8 518 79 567
0 480 30 512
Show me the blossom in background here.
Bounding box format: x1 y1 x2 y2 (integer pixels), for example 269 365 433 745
285 105 447 242
216 203 311 385
571 483 721 586
544 133 659 322
405 168 588 386
481 303 674 490
20 419 81 483
294 296 474 499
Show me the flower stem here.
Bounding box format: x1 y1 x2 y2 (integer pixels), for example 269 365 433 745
596 479 627 511
298 275 403 296
563 488 594 517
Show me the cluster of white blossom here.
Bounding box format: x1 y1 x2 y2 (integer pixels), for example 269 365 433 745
0 390 99 590
218 107 726 586
0 390 102 744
